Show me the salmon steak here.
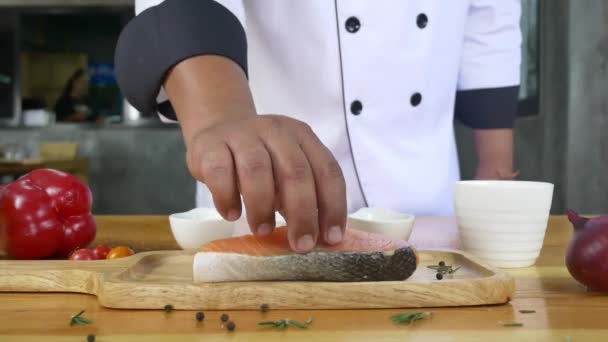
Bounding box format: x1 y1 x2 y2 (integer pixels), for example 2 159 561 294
193 227 418 283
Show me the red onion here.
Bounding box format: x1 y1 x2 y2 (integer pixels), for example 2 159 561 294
566 210 608 291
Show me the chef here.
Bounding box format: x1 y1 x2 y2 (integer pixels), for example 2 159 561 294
114 0 522 253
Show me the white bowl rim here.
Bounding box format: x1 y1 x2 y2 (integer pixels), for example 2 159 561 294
348 207 415 223
169 208 225 222
455 180 554 189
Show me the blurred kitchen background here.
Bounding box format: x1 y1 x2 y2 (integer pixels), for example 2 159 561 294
0 1 606 215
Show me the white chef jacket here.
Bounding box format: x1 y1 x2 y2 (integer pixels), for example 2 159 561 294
135 0 522 216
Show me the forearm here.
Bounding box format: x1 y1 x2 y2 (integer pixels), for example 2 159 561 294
114 0 250 141
473 128 518 180
164 55 256 146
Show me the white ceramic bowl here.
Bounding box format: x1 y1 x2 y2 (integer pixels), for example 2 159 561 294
232 212 287 237
347 207 415 240
454 180 554 268
169 208 235 250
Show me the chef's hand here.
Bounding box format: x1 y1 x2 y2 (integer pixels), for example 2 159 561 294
164 55 347 253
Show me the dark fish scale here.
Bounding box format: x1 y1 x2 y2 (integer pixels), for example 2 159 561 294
265 246 418 282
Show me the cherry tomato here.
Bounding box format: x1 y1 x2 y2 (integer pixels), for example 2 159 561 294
69 248 94 260
91 244 112 260
106 246 134 259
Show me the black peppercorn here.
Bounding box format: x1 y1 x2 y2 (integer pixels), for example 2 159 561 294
87 334 96 342
195 312 205 322
220 313 229 322
436 273 443 280
163 304 173 312
260 303 269 312
438 261 445 267
226 321 236 331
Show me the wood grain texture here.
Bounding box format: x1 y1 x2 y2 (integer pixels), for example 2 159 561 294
1 215 607 342
0 249 514 310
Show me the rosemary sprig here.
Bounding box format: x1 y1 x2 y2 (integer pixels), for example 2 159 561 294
258 320 286 331
70 310 92 326
427 264 461 274
258 317 313 331
390 312 431 324
519 310 536 314
428 262 461 280
498 321 523 327
286 319 307 329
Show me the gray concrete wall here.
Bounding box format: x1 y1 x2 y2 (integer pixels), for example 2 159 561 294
0 125 195 214
565 1 608 213
538 0 569 215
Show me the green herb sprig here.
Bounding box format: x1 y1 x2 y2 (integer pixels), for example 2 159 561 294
70 310 92 326
427 261 461 280
258 317 313 331
427 264 461 274
498 321 523 327
390 312 431 324
518 310 536 314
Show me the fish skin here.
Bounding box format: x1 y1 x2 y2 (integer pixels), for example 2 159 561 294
193 246 418 282
193 228 418 283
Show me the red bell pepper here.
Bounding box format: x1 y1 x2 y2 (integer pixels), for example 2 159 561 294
0 169 96 259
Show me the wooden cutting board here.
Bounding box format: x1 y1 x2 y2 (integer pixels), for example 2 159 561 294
0 249 514 310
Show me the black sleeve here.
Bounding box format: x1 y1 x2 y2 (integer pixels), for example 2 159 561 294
454 86 520 129
114 0 248 119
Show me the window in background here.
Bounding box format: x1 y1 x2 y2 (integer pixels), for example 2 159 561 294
19 8 138 124
518 0 540 117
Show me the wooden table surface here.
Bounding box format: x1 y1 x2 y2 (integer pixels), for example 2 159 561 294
0 215 606 341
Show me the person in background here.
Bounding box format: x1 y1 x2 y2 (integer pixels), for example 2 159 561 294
54 68 97 123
